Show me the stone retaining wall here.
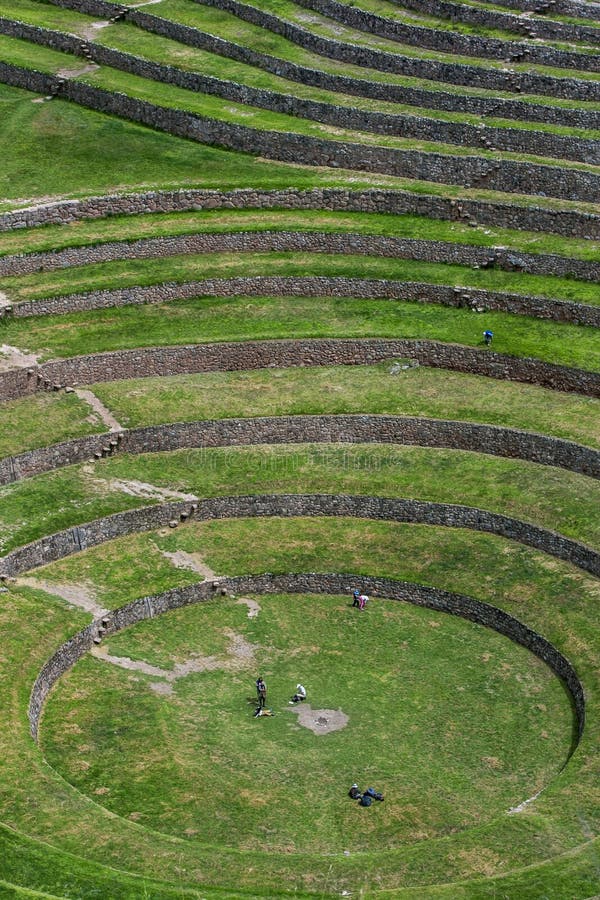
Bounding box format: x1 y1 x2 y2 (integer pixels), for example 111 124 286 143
7 275 597 327
4 21 599 134
205 0 599 72
45 0 600 101
1 189 597 241
27 573 585 747
1 19 597 164
1 414 598 486
3 230 598 283
395 0 600 45
3 64 597 203
1 339 597 404
3 492 599 579
486 0 600 21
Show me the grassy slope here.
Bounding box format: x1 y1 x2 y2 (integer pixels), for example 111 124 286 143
3 251 599 305
0 0 598 895
3 516 594 895
1 295 598 371
1 443 600 552
0 209 598 261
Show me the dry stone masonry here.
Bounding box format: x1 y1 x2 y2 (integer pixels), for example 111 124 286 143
3 493 599 579
5 275 597 327
1 414 599 486
2 231 598 282
1 19 597 164
2 63 598 202
28 573 585 748
1 189 598 239
0 340 598 405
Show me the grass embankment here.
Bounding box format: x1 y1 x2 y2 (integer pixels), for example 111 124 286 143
2 4 592 141
145 0 600 80
253 0 600 64
72 62 600 171
88 365 600 443
7 513 594 894
0 209 598 260
2 27 600 170
1 294 598 371
0 82 404 211
2 80 599 213
2 442 600 554
3 250 598 305
2 362 599 455
7 0 600 115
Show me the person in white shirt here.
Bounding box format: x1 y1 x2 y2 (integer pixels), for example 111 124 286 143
290 683 307 703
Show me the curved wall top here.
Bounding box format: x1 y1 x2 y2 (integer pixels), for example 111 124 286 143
1 414 599 486
2 493 599 579
1 189 598 240
28 572 586 753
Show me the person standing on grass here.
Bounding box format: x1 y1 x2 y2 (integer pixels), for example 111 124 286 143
359 594 369 610
483 330 494 346
352 589 361 608
256 676 267 708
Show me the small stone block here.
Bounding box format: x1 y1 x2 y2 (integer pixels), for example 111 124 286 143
168 520 178 528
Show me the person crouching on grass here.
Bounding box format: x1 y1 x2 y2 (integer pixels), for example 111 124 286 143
290 683 307 704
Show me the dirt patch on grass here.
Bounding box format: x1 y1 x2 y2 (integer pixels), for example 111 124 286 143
83 469 198 502
57 65 99 78
288 704 349 734
0 344 42 371
92 628 259 695
236 596 261 618
160 549 217 580
158 553 260 617
224 628 257 662
77 20 110 41
74 389 122 431
16 576 107 617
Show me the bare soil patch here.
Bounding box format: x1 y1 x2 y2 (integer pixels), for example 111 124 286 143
82 468 197 502
16 577 107 617
77 21 110 41
57 65 99 78
288 703 349 734
236 596 261 618
75 388 122 431
0 344 42 371
160 549 217 580
92 627 259 694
